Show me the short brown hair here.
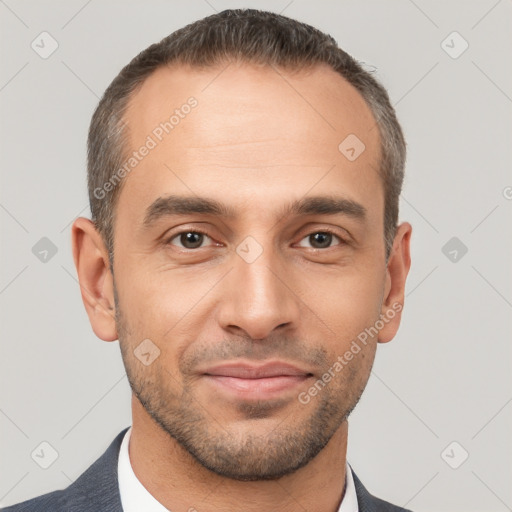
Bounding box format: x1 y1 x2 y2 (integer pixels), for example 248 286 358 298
87 8 406 262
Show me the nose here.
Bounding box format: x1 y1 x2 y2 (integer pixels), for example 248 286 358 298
216 243 301 341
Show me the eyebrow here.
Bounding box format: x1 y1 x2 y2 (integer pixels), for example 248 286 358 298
143 194 367 227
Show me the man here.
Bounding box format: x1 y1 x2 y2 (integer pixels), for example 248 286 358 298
3 8 412 512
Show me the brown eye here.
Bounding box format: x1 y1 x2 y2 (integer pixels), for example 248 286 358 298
168 231 211 249
297 231 344 249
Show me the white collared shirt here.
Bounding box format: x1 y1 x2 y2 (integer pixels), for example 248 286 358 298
118 426 358 511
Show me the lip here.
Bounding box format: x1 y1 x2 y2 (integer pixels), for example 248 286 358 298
201 361 313 400
203 361 311 379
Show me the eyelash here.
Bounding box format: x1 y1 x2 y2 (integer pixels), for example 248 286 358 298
164 228 347 250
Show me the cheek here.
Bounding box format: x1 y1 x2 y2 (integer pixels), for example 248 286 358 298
297 265 384 343
115 265 218 362
117 264 186 323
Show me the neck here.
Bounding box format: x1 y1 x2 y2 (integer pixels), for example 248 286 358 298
128 395 348 512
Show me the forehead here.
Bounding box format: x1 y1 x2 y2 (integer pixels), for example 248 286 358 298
118 61 382 224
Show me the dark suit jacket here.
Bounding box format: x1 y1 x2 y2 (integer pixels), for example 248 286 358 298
1 427 412 512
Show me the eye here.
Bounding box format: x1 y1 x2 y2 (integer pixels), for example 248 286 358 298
296 230 345 249
166 230 214 250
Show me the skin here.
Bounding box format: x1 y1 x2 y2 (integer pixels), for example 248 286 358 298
72 61 411 512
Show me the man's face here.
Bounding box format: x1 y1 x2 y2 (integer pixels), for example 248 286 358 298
113 62 388 480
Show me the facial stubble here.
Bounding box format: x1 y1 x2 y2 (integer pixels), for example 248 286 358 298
114 282 375 481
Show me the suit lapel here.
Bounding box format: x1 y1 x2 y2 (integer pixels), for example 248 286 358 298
351 469 412 512
65 427 129 512
352 470 378 512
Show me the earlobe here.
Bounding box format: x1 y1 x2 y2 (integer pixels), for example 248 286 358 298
71 217 118 342
378 222 412 344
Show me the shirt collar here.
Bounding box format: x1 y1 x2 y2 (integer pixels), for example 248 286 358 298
118 426 358 512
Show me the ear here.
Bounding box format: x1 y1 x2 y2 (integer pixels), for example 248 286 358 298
71 217 118 342
378 222 412 344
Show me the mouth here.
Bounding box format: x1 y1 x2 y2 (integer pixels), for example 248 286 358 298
201 361 314 400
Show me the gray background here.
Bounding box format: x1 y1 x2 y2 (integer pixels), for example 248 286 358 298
1 0 511 510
